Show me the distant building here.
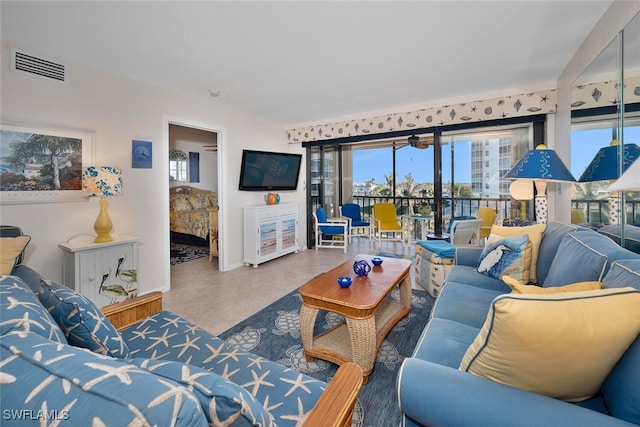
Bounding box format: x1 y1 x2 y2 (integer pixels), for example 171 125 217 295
471 138 511 198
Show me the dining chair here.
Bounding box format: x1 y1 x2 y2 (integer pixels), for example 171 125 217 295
312 207 348 253
372 203 405 248
340 203 373 242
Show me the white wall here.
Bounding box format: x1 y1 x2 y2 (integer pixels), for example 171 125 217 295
169 125 218 191
0 44 306 295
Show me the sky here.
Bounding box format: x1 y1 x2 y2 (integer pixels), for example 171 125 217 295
352 126 640 185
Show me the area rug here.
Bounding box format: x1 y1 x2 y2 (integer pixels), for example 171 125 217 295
169 243 209 265
219 287 434 427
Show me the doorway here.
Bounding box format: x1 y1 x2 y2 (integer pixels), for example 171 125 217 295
166 119 223 280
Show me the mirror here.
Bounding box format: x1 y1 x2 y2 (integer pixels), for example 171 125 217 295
570 11 640 242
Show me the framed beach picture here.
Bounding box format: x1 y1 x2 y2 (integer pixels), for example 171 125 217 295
0 122 95 204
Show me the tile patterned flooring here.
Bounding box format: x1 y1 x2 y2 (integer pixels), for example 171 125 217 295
166 239 415 335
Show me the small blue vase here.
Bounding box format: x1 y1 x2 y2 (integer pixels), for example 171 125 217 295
353 260 371 277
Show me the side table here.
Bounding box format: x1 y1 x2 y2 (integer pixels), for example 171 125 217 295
59 235 139 308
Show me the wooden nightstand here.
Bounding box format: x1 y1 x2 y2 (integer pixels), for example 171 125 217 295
58 235 139 308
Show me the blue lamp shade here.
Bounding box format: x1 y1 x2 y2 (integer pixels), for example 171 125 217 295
503 146 576 182
578 143 640 182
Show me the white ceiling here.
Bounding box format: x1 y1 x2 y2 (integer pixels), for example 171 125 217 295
1 1 615 126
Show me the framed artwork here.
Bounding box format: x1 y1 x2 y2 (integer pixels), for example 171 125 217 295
0 122 95 204
132 140 152 169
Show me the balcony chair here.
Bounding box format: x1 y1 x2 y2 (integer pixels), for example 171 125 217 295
449 218 483 246
312 207 348 253
372 203 405 248
339 203 373 242
477 206 497 240
571 208 587 225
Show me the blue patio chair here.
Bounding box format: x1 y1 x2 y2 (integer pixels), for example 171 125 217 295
312 207 348 252
340 203 373 242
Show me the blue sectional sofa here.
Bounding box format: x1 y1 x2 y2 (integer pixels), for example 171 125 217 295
1 259 362 426
397 221 640 427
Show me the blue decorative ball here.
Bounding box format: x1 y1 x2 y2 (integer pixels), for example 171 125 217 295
353 260 371 276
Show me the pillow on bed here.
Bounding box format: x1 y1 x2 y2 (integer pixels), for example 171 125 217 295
187 194 211 209
171 194 192 212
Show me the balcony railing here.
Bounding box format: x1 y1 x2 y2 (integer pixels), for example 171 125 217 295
346 196 640 225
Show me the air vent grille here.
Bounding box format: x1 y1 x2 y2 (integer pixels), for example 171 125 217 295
12 50 66 82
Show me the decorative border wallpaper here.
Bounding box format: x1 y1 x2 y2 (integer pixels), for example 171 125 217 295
571 75 640 111
286 89 557 143
286 75 640 144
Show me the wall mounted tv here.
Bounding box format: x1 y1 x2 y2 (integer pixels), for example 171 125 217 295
238 149 303 191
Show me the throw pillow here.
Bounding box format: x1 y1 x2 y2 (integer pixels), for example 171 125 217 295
502 275 602 294
37 279 130 358
477 234 532 283
0 275 67 343
544 232 608 287
490 224 546 283
128 358 273 426
459 287 640 402
0 235 31 274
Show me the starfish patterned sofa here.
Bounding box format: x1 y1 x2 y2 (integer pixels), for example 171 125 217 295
398 221 640 426
0 231 362 426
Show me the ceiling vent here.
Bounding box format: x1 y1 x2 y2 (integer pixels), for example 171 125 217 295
11 49 67 83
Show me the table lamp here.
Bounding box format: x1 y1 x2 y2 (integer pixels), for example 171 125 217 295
608 157 640 192
509 179 534 220
503 144 576 224
82 166 123 243
579 141 640 224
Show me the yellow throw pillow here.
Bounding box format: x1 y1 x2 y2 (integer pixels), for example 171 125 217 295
490 224 546 283
502 275 603 294
459 287 640 402
0 236 31 274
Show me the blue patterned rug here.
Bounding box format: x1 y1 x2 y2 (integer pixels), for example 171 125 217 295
170 243 209 265
219 287 434 427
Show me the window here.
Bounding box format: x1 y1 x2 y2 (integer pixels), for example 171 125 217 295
169 150 188 182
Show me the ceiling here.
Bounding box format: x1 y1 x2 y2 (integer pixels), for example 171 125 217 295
1 1 616 126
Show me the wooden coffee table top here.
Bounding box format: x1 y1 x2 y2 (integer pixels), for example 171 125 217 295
299 255 412 312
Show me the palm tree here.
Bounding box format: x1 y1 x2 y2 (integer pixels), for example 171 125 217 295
3 133 81 190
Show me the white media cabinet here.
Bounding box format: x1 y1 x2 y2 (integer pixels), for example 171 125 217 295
243 203 300 268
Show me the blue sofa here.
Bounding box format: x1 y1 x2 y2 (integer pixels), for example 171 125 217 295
397 221 640 426
1 259 362 426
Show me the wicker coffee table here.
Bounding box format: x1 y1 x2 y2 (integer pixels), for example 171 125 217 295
298 255 412 383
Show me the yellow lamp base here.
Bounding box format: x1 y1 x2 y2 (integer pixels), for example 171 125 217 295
94 197 114 243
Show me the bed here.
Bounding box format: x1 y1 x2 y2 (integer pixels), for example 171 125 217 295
169 185 218 258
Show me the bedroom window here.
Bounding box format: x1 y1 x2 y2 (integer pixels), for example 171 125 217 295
169 150 188 181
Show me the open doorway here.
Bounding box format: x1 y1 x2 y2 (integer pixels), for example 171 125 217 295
168 123 220 270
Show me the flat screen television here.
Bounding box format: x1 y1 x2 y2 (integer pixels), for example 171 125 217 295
238 149 302 191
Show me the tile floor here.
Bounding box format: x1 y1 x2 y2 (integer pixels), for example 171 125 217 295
165 238 415 335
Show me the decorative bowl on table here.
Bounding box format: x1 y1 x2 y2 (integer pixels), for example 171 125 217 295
353 260 371 276
371 257 383 266
337 276 352 288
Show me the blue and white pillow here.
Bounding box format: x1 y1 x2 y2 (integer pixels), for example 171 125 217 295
37 279 130 358
128 358 274 426
0 275 67 343
477 234 531 283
